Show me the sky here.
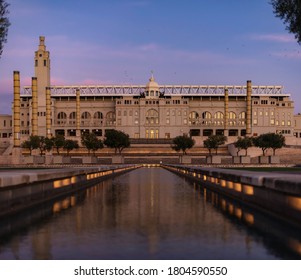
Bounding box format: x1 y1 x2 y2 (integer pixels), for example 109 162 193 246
0 0 300 114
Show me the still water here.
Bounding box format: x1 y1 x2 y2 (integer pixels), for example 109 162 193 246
0 167 300 260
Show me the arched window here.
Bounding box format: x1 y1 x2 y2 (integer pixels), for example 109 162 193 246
57 112 67 120
81 112 91 119
69 112 76 125
189 111 199 125
146 109 159 125
229 111 237 126
238 111 246 125
94 112 103 119
106 111 116 126
202 111 212 119
214 111 224 125
229 112 236 119
69 112 76 119
57 112 67 125
214 111 224 119
239 111 246 119
202 111 212 125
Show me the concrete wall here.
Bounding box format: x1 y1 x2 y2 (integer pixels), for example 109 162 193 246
163 165 301 227
0 165 140 217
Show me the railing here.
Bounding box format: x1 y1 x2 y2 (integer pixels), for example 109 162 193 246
22 85 288 97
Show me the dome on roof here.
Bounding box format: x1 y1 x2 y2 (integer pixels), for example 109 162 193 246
145 73 160 99
146 74 159 90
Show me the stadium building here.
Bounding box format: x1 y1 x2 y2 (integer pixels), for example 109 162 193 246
0 36 299 151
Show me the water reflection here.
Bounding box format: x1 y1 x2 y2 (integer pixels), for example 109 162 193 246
0 167 300 260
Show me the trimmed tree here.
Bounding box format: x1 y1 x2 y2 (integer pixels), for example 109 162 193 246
171 135 195 155
52 135 65 155
203 135 227 155
81 132 103 155
104 129 130 154
38 136 54 155
267 133 286 156
21 135 40 155
63 139 79 155
234 136 253 156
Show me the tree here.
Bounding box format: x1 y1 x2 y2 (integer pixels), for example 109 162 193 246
234 136 253 156
52 135 65 155
253 133 272 156
267 133 286 155
0 0 10 57
203 135 227 155
104 129 130 154
37 136 53 155
171 135 195 155
21 135 40 155
63 139 79 155
81 132 103 155
271 0 301 44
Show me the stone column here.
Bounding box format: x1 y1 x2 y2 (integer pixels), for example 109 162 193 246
32 77 38 136
46 87 51 138
13 71 21 147
224 88 229 136
246 80 252 135
76 88 80 137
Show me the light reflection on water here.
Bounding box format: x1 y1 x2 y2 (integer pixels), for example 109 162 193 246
0 167 300 260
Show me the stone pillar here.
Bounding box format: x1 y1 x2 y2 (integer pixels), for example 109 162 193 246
13 71 21 147
246 80 252 136
32 77 38 136
76 88 80 137
224 88 229 136
46 87 51 138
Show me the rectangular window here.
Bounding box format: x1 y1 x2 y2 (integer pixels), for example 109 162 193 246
253 119 258 125
288 120 291 126
270 119 275 125
44 60 47 66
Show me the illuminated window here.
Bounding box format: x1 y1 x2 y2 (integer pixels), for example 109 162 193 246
189 111 199 125
146 109 159 125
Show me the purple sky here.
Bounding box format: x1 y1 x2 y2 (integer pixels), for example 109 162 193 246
0 0 300 114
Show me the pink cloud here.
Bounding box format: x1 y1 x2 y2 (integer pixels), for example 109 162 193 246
271 51 301 59
250 34 295 43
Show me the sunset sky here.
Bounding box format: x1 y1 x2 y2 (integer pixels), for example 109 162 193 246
0 0 300 114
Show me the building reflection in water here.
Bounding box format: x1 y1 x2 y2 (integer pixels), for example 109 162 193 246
0 167 300 259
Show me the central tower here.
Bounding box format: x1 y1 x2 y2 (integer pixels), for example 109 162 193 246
34 36 51 136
